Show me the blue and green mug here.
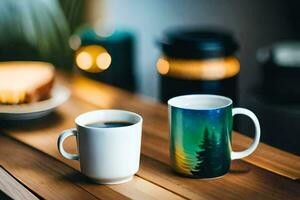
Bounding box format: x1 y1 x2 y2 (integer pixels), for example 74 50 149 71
168 94 260 178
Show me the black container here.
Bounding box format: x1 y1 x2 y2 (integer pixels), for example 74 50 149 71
157 28 240 104
242 89 300 155
257 41 300 102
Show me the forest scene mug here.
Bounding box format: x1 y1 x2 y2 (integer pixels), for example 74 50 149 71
168 94 260 178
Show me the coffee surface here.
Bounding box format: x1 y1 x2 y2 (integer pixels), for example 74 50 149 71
85 121 133 128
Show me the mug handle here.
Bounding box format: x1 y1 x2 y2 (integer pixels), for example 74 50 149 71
231 108 261 160
57 128 79 160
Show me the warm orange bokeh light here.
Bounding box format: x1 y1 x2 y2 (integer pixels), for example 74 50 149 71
156 57 170 75
96 52 112 70
76 51 93 70
75 45 112 73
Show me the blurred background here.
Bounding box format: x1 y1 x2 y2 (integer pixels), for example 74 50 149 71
0 0 299 155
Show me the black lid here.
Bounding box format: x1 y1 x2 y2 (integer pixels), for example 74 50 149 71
160 28 239 59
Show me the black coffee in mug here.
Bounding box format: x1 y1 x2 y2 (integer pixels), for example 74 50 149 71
86 121 133 128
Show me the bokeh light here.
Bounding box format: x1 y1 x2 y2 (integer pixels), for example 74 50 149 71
76 51 93 70
96 52 111 70
94 20 115 38
156 57 170 75
75 45 112 73
69 35 81 50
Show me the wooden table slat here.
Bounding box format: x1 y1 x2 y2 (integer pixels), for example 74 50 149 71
233 133 300 181
0 166 39 200
0 136 101 200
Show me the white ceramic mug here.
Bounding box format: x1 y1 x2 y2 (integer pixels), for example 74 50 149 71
57 109 143 184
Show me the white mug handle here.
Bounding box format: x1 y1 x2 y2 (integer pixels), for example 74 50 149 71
57 128 79 160
231 108 261 160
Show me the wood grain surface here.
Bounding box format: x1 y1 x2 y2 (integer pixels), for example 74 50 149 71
0 135 182 200
0 166 38 200
0 73 299 200
0 136 127 200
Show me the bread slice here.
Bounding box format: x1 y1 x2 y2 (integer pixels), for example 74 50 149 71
0 62 55 104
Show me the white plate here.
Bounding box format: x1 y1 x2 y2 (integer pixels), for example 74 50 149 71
0 85 70 120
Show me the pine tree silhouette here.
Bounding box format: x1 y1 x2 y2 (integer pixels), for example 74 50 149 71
191 128 213 177
191 126 230 178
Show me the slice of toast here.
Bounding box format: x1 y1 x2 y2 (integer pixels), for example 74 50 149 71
0 62 55 104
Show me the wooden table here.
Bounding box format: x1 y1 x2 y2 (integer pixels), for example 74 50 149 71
0 74 299 200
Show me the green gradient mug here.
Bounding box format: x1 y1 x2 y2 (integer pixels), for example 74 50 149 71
168 94 260 178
